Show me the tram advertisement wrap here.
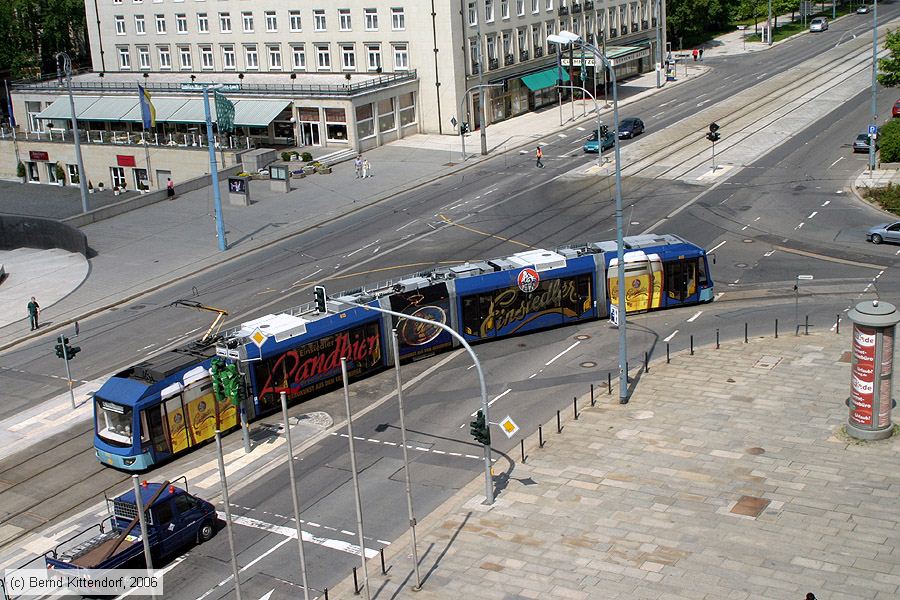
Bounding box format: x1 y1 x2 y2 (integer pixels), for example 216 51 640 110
850 324 876 426
254 322 382 407
389 283 453 360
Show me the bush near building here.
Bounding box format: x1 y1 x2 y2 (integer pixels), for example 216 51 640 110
879 118 900 163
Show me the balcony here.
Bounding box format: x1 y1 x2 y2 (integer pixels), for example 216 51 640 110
505 53 515 65
534 46 544 57
633 22 639 32
489 57 499 70
586 33 594 44
471 61 480 74
620 25 627 34
609 27 616 37
558 6 569 16
651 17 657 27
520 49 530 61
571 2 582 13
642 20 648 29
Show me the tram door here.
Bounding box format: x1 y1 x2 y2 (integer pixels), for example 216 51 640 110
662 259 699 307
163 387 190 453
607 252 663 313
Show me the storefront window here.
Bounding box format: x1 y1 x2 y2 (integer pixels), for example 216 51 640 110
398 93 416 128
377 98 395 133
325 107 348 142
356 103 375 139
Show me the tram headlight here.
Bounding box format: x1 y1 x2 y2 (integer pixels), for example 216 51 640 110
95 450 100 459
123 457 136 466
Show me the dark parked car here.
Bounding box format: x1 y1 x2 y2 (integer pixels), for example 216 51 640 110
867 222 900 244
618 117 645 139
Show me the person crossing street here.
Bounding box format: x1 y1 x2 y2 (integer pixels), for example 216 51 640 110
535 145 544 168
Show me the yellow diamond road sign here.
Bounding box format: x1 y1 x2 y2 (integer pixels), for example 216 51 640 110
499 415 519 439
250 328 268 348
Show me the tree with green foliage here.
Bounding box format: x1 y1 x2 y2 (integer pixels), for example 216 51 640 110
878 30 900 88
878 117 900 163
0 0 88 77
667 0 734 48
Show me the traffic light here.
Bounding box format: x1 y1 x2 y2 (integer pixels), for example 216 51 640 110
209 358 225 402
460 122 469 134
706 122 720 142
220 362 244 407
469 409 491 446
67 342 80 359
314 285 327 314
54 335 80 360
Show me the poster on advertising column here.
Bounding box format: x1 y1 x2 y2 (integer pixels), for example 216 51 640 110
878 327 894 428
850 324 877 426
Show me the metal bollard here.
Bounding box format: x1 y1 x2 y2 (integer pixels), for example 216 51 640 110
805 315 809 335
353 566 360 595
666 342 670 363
557 410 561 433
325 588 329 600
716 328 720 349
775 318 779 338
573 397 578 420
380 547 387 575
591 383 595 407
744 322 748 343
644 351 649 373
521 439 526 463
836 313 840 334
539 424 543 447
690 335 694 355
608 372 612 394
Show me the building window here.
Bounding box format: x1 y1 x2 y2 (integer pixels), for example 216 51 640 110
485 0 494 22
316 45 330 69
200 46 214 69
197 13 208 33
339 8 351 31
265 11 277 32
501 0 509 19
155 14 166 33
158 46 171 68
377 98 395 133
138 46 151 69
113 0 121 4
517 0 525 16
546 0 552 10
219 12 231 33
268 45 282 69
244 44 259 69
393 43 408 70
325 108 347 142
222 45 235 69
356 103 374 139
468 2 477 25
176 14 187 33
341 44 355 69
314 9 326 31
289 10 301 31
118 47 131 69
292 45 306 70
242 11 253 32
67 164 79 185
179 46 192 69
391 7 405 30
532 0 539 13
115 15 126 35
398 92 416 127
364 8 377 30
134 14 145 34
487 36 496 61
366 44 381 71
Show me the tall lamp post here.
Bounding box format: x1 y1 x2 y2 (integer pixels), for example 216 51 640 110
655 0 663 88
870 0 878 173
55 53 89 214
473 0 489 155
549 31 629 403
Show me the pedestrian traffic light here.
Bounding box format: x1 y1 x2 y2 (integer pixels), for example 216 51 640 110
708 122 719 134
209 357 225 402
469 410 491 446
55 336 66 359
220 362 244 406
706 131 720 142
460 122 469 134
314 285 327 314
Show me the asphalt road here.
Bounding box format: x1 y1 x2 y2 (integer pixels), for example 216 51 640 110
4 10 900 597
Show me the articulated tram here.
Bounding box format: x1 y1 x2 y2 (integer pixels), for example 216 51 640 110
94 234 714 470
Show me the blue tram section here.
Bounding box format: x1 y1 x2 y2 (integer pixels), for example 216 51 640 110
93 234 714 470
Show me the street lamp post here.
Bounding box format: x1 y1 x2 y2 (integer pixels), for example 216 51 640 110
473 0 488 155
55 53 89 214
549 31 629 403
795 275 814 335
655 0 663 88
870 0 878 173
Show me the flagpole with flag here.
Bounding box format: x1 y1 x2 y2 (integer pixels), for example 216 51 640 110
5 79 20 167
203 86 229 251
138 84 156 189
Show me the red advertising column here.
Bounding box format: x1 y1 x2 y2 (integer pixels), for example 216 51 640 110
847 300 898 441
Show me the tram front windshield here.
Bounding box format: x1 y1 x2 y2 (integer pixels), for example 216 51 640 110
95 397 134 446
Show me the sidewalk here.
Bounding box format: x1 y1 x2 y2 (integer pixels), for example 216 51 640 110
331 330 900 600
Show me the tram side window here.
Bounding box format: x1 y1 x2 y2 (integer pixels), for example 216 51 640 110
143 406 171 454
562 274 592 316
698 257 708 287
665 262 687 301
461 293 493 338
96 398 135 447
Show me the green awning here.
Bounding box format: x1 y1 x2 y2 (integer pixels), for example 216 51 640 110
521 68 570 92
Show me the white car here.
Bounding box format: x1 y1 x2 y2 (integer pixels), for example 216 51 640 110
810 17 828 32
857 5 870 13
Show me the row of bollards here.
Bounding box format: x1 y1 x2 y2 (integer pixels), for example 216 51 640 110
351 549 389 595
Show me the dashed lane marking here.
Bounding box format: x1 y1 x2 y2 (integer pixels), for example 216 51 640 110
225 513 379 558
663 330 679 343
330 432 491 461
545 341 580 366
686 311 703 323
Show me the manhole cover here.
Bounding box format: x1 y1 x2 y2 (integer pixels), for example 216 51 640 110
130 304 147 310
753 355 782 370
731 495 770 518
580 361 597 368
746 447 765 455
575 334 591 340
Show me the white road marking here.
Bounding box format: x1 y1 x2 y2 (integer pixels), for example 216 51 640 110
821 200 830 207
829 157 845 168
686 311 703 323
576 126 586 131
140 344 156 351
795 222 805 230
756 72 767 80
396 219 419 231
651 111 665 119
714 292 725 300
709 240 727 252
663 330 679 343
807 211 818 219
227 513 379 558
545 341 581 366
300 268 323 281
557 133 567 138
741 225 748 231
346 240 380 257
697 99 711 107
528 373 537 379
465 454 480 459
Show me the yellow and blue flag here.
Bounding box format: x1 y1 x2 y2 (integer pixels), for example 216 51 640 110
138 84 156 129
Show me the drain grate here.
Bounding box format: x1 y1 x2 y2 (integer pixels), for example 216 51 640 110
753 355 782 370
731 495 770 518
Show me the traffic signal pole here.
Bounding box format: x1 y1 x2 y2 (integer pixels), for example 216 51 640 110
62 343 76 410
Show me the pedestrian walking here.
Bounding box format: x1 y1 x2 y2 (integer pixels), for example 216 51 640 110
535 146 544 168
362 158 372 178
692 48 698 62
354 155 363 178
805 594 817 600
27 296 40 331
698 48 704 61
166 177 175 198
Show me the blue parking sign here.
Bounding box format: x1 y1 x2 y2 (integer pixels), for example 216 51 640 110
868 124 878 135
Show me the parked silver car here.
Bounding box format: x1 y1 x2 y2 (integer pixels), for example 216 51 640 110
810 17 829 31
857 5 870 13
866 222 900 244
